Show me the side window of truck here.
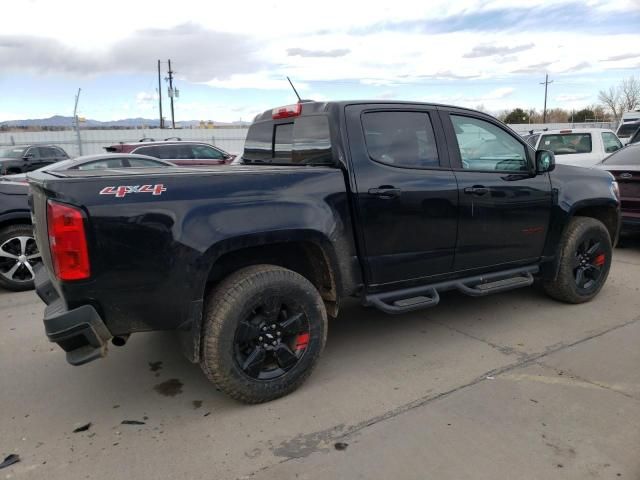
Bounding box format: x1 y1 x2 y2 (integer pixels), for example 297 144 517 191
362 111 440 169
602 132 622 153
451 115 528 172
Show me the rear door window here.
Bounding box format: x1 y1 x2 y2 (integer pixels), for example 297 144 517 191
361 111 440 169
134 146 162 158
540 133 592 155
190 145 224 159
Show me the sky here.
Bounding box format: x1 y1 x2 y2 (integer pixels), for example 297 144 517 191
0 0 639 123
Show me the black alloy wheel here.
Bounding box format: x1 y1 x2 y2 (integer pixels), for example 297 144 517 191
234 298 311 381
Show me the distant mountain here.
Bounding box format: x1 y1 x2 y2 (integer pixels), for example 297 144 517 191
0 116 250 128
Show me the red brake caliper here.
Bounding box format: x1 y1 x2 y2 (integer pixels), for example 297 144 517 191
295 332 310 351
594 254 606 267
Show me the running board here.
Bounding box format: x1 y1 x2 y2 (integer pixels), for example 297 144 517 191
364 265 538 314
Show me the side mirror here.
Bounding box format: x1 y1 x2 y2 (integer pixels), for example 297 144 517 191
536 149 555 174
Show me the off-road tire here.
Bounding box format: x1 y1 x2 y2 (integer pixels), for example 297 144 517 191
543 216 612 304
200 265 327 404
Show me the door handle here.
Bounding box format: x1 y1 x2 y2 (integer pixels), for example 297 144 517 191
368 186 402 199
464 186 489 196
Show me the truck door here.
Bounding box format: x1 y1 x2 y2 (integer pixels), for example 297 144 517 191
345 104 459 287
439 109 552 271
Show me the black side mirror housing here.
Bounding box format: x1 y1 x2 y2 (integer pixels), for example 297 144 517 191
536 149 555 174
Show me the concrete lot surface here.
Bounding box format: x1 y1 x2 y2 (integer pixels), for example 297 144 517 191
1 243 639 479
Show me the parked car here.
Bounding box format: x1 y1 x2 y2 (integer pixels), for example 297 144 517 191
29 100 620 404
0 145 69 175
596 143 640 233
627 125 640 146
529 128 623 167
617 110 640 145
104 138 235 166
0 154 172 291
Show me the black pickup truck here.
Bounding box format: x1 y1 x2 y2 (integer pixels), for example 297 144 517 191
28 101 620 403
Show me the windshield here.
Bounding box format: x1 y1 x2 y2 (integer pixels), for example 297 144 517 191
539 133 592 155
617 123 640 138
0 147 26 158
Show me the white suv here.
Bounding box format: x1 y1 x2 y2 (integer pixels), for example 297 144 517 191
530 128 623 167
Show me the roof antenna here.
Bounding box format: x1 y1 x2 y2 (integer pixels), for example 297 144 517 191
287 76 302 103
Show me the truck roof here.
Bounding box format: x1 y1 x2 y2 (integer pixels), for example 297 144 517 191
252 100 488 123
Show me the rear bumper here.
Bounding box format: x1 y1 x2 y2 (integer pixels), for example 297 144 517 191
35 265 112 366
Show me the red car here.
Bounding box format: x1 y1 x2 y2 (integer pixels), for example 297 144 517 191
597 143 640 233
104 138 235 166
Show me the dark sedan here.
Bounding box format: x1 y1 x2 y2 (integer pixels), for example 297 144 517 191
0 154 172 291
597 143 640 233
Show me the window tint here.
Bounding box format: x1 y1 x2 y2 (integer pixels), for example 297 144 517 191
451 115 527 172
243 121 273 162
243 115 333 164
292 116 332 164
25 148 39 159
127 158 168 167
75 158 125 170
190 145 224 159
602 145 640 166
540 133 592 155
134 146 162 158
362 111 439 169
274 123 294 160
602 132 623 153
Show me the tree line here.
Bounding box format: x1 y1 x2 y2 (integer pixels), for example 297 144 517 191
497 76 639 124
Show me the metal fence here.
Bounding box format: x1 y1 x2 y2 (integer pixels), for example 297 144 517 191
0 128 249 158
0 122 620 159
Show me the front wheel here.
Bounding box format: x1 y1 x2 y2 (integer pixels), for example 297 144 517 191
544 217 612 304
200 265 327 404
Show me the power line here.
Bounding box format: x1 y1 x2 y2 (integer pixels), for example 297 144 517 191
540 74 554 123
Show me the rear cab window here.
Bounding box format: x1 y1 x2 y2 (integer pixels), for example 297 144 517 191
540 133 592 155
243 113 333 165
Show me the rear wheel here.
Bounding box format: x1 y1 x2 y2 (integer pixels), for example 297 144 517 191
200 265 327 403
0 224 42 291
544 217 612 303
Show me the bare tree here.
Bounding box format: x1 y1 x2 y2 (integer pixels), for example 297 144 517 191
620 76 640 112
598 86 623 121
598 76 640 121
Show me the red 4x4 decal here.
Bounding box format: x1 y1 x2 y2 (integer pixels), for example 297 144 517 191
99 184 167 198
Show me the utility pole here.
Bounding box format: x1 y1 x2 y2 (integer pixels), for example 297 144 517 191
157 60 164 129
167 59 175 129
540 74 553 124
73 88 83 156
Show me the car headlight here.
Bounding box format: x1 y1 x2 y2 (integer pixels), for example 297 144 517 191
611 181 620 201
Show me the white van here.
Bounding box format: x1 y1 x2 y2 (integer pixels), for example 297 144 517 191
531 128 623 167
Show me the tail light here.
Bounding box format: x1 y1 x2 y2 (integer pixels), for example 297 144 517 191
47 200 90 281
272 103 302 119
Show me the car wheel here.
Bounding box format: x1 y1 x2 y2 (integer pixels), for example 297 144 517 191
0 224 42 291
200 264 327 404
543 216 612 304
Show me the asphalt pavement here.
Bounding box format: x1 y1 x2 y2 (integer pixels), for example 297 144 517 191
1 242 639 479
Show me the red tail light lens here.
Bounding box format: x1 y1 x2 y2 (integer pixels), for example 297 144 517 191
47 200 90 281
272 103 302 119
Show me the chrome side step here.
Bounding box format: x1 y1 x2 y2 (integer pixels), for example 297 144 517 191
363 265 538 314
